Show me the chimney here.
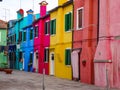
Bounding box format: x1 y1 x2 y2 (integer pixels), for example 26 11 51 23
39 1 48 17
26 9 34 25
17 9 24 19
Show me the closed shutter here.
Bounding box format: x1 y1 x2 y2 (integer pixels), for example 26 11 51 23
50 20 52 35
69 13 72 30
53 19 56 34
65 49 71 65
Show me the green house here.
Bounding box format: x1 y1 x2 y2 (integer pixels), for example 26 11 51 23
0 20 7 68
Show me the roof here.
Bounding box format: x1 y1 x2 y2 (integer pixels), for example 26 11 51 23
0 20 7 29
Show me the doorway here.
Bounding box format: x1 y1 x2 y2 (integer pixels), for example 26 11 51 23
50 52 54 75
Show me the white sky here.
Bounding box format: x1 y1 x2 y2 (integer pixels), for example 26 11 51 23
0 0 58 21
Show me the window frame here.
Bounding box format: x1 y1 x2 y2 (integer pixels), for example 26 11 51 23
45 20 50 35
77 7 84 30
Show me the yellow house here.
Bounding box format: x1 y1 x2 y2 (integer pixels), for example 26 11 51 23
49 0 73 80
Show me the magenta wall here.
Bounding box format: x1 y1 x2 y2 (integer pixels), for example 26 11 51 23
94 0 120 88
34 16 50 75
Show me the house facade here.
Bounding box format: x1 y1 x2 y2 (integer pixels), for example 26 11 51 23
0 20 7 67
94 0 120 88
21 9 34 72
49 0 73 79
33 1 50 75
72 0 98 84
8 19 17 69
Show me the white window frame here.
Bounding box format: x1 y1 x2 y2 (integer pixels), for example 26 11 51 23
45 20 50 35
76 7 84 30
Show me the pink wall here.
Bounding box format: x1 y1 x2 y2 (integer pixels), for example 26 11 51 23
33 3 50 75
94 0 120 88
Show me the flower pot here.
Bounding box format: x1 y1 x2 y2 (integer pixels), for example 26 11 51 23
4 69 13 74
0 68 4 71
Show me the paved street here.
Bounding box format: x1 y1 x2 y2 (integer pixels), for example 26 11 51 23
0 70 118 90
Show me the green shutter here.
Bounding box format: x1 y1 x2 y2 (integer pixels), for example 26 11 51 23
68 49 71 65
69 13 72 30
53 19 56 34
65 50 68 65
50 21 52 35
65 14 67 31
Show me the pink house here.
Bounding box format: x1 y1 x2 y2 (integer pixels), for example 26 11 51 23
33 1 50 75
94 0 120 88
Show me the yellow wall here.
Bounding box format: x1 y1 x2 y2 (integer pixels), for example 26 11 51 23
50 2 73 80
58 0 68 6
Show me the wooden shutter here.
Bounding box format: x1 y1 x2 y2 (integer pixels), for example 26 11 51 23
65 50 68 65
67 49 71 65
78 9 82 28
50 20 52 35
53 19 56 34
69 13 72 30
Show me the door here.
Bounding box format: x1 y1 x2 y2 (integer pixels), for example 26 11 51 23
50 52 54 75
22 53 25 70
71 50 81 80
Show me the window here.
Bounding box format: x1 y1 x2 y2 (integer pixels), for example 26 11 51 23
45 21 50 35
65 12 72 31
29 53 33 64
14 34 16 43
34 26 38 37
50 19 56 35
23 31 26 41
65 49 71 65
19 52 22 62
19 32 22 42
77 8 83 29
44 48 49 62
30 29 33 40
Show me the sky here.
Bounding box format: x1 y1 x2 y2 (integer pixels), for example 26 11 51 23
0 0 58 21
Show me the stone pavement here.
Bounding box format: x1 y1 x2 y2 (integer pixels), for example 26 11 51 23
0 70 119 90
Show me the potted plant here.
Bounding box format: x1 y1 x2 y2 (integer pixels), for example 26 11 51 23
2 62 13 74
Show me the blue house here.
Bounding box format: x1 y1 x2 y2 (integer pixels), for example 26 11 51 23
21 9 34 72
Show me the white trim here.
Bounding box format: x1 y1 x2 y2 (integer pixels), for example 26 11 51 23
76 7 84 30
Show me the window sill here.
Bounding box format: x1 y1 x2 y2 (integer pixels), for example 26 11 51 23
76 28 83 30
50 34 56 36
44 62 48 63
65 65 71 67
45 34 49 36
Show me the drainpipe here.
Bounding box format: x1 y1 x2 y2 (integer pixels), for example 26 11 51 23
72 0 74 51
97 0 100 44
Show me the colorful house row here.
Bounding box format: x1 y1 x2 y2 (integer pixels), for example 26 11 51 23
7 0 120 89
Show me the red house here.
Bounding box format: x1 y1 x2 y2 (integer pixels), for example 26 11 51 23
72 0 98 84
33 1 50 75
94 0 120 88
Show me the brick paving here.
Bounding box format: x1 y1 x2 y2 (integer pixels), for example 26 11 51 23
0 70 119 90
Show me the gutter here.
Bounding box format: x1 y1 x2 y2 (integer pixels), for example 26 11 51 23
97 0 100 44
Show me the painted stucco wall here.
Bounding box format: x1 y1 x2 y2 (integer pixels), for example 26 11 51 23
94 0 120 88
0 29 7 65
73 0 98 84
